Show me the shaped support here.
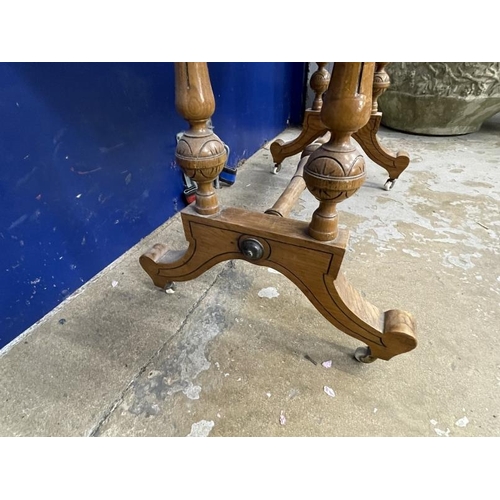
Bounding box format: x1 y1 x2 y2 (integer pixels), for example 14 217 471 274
140 206 417 361
352 63 410 189
270 62 411 188
270 63 330 172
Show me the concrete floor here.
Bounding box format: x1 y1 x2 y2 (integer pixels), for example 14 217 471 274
1 116 499 437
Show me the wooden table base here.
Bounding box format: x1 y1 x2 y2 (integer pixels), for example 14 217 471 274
140 62 417 364
140 206 417 362
270 63 411 190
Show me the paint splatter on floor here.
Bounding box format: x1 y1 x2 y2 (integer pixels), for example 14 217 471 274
323 386 336 398
187 420 214 437
434 428 451 437
258 287 279 299
279 411 286 426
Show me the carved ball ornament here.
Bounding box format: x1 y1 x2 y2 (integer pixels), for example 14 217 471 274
304 148 366 202
176 132 227 181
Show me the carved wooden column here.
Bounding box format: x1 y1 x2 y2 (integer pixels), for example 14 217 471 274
310 62 331 111
372 62 391 113
269 63 330 172
174 63 227 215
304 63 374 241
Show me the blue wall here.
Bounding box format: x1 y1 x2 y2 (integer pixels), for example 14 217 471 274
0 62 306 349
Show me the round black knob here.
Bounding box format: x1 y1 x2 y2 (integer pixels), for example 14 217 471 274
239 238 264 260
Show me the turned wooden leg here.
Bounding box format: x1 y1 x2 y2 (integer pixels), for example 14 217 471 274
174 63 227 215
269 63 329 172
304 63 374 241
352 62 411 190
372 62 391 114
310 62 331 111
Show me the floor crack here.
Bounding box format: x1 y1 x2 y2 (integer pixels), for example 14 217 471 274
87 266 227 437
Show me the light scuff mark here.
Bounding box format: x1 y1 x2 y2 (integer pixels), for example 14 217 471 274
267 268 281 275
402 249 421 258
8 214 28 231
442 252 482 270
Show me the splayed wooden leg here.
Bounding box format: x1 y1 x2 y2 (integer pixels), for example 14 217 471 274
272 62 411 188
140 205 417 361
353 63 410 190
270 63 329 173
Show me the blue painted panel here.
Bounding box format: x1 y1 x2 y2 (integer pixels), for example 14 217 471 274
0 62 305 349
210 62 305 166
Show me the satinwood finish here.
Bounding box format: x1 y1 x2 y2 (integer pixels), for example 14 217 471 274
140 62 417 363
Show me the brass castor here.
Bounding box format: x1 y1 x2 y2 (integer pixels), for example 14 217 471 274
384 178 397 191
354 346 377 364
272 163 282 175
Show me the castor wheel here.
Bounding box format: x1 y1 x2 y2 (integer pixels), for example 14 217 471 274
384 178 397 191
272 163 282 175
354 346 377 363
163 281 176 294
